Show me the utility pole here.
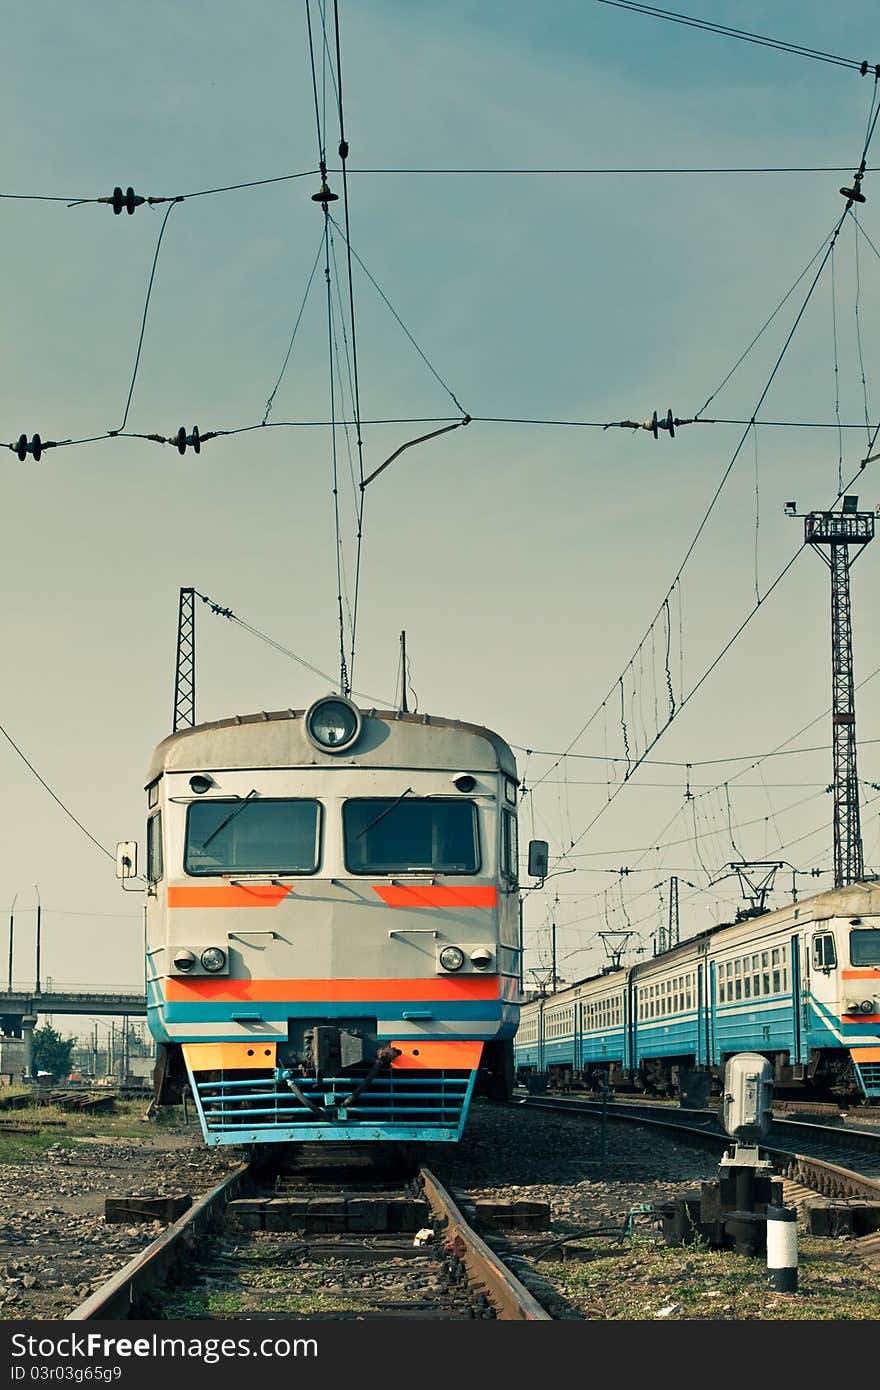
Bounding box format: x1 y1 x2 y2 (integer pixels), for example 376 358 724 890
667 875 679 951
655 876 679 954
7 892 16 992
33 884 41 995
790 496 874 886
550 918 557 994
173 587 196 732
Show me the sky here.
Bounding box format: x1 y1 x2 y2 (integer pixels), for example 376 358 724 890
2 1 880 1031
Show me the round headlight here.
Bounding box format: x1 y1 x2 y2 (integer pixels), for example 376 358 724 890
860 1000 875 1014
470 947 492 970
439 946 465 972
305 695 362 752
189 775 213 795
200 947 226 973
173 949 196 973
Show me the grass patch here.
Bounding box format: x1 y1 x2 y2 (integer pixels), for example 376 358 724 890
155 1287 385 1317
537 1235 880 1320
0 1098 155 1164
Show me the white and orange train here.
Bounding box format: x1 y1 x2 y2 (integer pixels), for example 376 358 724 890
127 695 531 1146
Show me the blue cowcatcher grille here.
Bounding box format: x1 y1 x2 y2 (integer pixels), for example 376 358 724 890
185 1066 477 1143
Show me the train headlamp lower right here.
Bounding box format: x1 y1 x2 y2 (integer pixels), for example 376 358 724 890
844 998 876 1015
200 947 227 973
173 949 196 973
439 946 465 972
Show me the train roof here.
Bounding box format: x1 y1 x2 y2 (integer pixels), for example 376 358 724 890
534 880 880 1000
147 707 518 783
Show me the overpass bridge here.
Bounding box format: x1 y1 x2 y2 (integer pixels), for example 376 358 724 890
0 988 147 1077
0 988 147 1022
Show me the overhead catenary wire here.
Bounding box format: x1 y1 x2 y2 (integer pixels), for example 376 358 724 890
513 730 880 771
327 214 468 418
330 0 369 692
193 588 394 707
262 229 326 424
547 429 880 867
528 202 857 800
112 200 179 434
6 166 880 206
596 1 879 75
528 82 880 810
0 722 114 861
14 412 880 462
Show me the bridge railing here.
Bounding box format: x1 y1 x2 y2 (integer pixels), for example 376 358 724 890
0 983 144 997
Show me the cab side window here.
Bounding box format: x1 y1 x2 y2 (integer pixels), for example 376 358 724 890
502 809 518 884
147 812 164 883
811 933 836 970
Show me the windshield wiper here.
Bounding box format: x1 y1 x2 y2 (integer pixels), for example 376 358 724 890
200 788 259 849
355 788 414 839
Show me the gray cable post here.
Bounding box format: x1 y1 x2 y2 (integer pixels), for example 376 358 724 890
766 1205 798 1292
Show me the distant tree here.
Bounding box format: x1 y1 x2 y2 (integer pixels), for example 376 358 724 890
31 1024 75 1078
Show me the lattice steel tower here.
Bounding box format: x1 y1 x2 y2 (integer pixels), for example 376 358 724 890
173 586 196 732
801 498 874 887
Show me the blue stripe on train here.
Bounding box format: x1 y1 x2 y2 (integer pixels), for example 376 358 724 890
162 999 512 1024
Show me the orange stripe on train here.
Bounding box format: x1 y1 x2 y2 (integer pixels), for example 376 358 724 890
372 885 498 908
165 976 502 1002
168 885 294 908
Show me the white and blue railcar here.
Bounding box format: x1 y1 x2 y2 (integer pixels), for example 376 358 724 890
516 883 880 1101
134 695 527 1146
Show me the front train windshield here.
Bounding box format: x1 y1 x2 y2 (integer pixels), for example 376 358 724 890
343 798 479 874
185 799 321 875
850 928 880 965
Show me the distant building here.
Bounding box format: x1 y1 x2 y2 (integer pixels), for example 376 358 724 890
0 1037 26 1085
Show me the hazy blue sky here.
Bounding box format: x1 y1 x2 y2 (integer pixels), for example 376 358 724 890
2 2 879 1026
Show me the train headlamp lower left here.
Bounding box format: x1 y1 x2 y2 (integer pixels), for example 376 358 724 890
200 947 227 973
173 949 196 973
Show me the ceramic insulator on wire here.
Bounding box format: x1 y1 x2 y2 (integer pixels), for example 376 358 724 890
12 434 44 460
99 186 147 215
175 425 201 455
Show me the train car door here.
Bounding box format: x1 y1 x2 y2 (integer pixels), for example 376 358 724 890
708 960 718 1062
791 934 803 1065
696 963 705 1065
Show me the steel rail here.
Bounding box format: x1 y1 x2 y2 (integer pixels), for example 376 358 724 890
419 1166 551 1320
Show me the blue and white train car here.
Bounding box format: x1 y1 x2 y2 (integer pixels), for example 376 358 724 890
515 883 880 1101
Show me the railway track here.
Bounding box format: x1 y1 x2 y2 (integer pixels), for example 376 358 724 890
520 1094 880 1204
67 1156 549 1322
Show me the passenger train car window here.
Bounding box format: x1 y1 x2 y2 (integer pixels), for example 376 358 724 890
146 812 163 883
811 933 837 971
185 799 321 876
850 929 880 965
343 798 479 874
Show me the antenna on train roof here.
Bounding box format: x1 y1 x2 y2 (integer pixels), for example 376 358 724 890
399 630 408 713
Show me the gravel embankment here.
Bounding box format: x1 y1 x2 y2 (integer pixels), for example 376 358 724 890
0 1130 241 1319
